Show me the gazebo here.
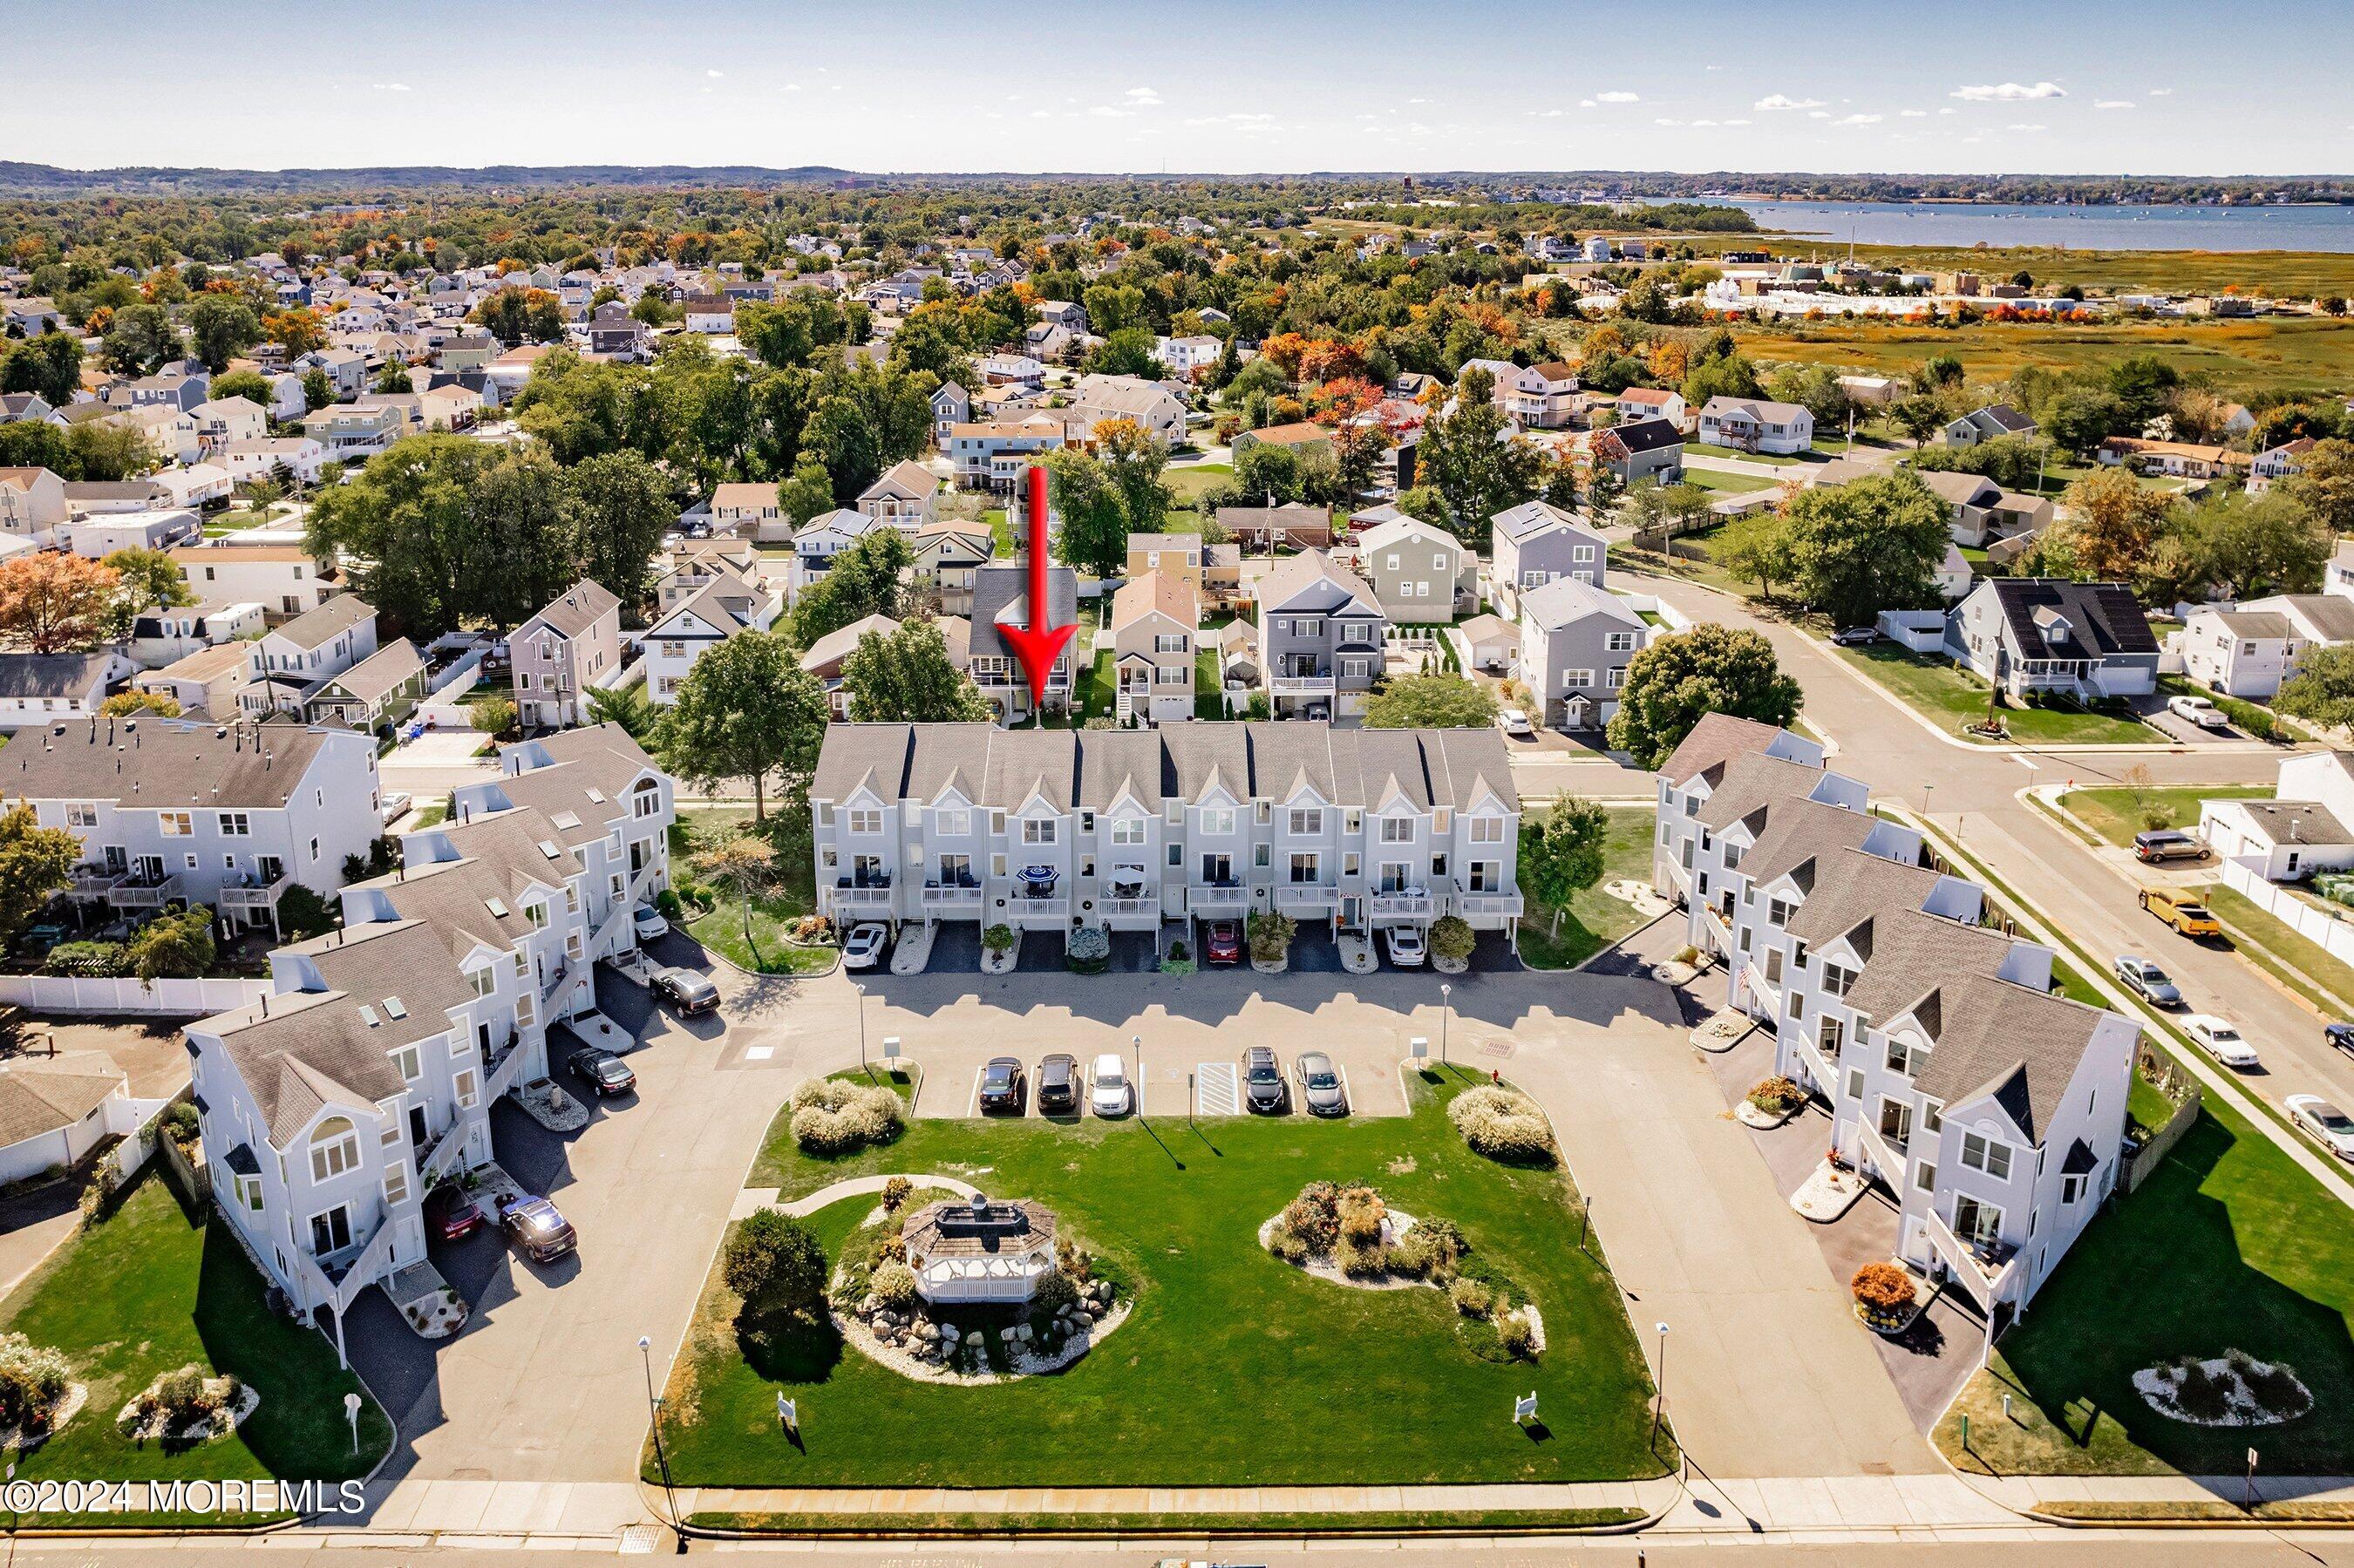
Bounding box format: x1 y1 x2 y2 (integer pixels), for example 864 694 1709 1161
901 1194 1058 1306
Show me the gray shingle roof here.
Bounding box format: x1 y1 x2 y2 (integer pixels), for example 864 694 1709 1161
3 716 342 809
1657 713 1796 791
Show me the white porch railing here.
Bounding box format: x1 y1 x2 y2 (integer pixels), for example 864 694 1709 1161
109 873 183 909
1276 884 1337 913
1455 892 1524 917
1269 675 1336 696
1102 896 1160 920
1371 893 1436 919
1006 895 1068 919
1189 884 1247 909
921 884 983 910
830 886 894 911
1924 1210 2020 1312
1856 1121 1908 1186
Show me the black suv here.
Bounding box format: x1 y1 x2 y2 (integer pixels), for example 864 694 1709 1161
978 1056 1025 1114
1242 1045 1286 1114
1036 1053 1079 1114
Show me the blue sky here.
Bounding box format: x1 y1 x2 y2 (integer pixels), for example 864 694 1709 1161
12 0 2351 175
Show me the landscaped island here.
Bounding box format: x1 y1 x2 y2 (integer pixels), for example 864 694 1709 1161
653 1068 1670 1491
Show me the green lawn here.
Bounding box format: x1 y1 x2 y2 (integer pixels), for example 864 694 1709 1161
672 810 833 976
1936 1093 2354 1476
1167 462 1233 505
1835 645 2154 745
1194 647 1225 718
1081 648 1117 722
691 1505 1646 1535
659 1070 1671 1489
1519 807 1660 970
0 1175 391 1522
1681 440 1804 466
2061 784 2271 847
2201 883 2354 1016
1680 468 1779 495
983 508 1014 555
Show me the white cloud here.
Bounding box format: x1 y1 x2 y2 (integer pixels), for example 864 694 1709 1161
706 69 724 79
2007 122 2049 132
1753 93 1826 112
1952 80 2065 102
1807 110 1831 119
1530 108 1568 119
1594 90 1640 104
1722 118 1751 126
1406 97 1434 105
1691 118 1719 127
1183 112 1273 127
1577 98 1596 109
1124 86 1161 105
1938 106 1958 116
371 82 411 92
1654 117 1684 126
1831 112 1883 126
782 82 801 92
1089 105 1133 119
2148 86 2174 96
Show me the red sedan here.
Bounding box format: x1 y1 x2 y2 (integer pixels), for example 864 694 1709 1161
425 1186 486 1242
1203 920 1242 965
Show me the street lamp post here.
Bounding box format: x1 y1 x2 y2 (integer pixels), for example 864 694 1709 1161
1133 1033 1142 1117
639 1334 684 1552
1650 1321 1670 1448
1439 983 1452 1068
854 982 867 1072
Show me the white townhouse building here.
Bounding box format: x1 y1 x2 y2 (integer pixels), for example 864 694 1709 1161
240 595 379 718
645 574 783 706
9 716 382 935
185 725 673 1352
1651 715 2134 1330
808 722 1521 954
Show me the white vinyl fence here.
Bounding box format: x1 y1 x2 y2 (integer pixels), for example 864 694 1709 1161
0 975 269 1017
2219 857 2354 970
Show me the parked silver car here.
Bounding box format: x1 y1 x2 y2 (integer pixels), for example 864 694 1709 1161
1296 1051 1347 1117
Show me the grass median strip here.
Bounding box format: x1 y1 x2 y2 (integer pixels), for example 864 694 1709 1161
2038 1500 2354 1524
688 1506 1646 1536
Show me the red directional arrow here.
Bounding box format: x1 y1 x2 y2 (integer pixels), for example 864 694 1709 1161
997 463 1078 714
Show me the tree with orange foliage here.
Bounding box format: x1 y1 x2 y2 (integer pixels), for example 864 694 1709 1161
1299 338 1365 384
0 553 120 654
1312 377 1397 497
263 307 327 358
1261 333 1312 382
1645 337 1689 387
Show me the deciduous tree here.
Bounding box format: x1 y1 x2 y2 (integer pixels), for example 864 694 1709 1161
792 529 913 644
1779 470 1952 628
2058 466 2177 581
1606 624 1802 769
842 619 993 723
0 553 119 652
1364 672 1497 730
0 804 79 948
1520 792 1609 940
654 629 829 823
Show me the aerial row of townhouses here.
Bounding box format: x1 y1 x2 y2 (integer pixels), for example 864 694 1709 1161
1653 714 2135 1327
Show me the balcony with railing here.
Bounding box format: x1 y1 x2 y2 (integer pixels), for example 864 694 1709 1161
1276 882 1338 913
1370 890 1437 920
1453 886 1524 919
1004 894 1069 923
1923 1209 2021 1312
1189 881 1247 910
218 870 289 912
109 870 184 909
828 873 895 913
69 865 126 899
1269 671 1337 696
1857 1120 1908 1186
921 879 984 912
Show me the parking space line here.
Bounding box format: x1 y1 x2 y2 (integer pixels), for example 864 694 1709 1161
1197 1062 1239 1117
1337 1063 1353 1115
966 1066 985 1118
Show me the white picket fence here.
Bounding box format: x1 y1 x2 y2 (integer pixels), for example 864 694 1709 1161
0 975 270 1017
2219 856 2354 971
1612 592 1694 634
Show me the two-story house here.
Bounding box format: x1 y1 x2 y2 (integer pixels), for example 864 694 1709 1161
510 579 623 730
13 716 381 933
945 417 1070 491
190 397 269 451
1109 571 1198 726
1256 551 1386 720
0 653 135 729
1127 532 1204 594
2179 593 2354 699
1515 578 1646 730
241 596 381 718
1489 500 1609 620
929 382 971 447
1070 374 1187 446
1352 516 1476 622
172 544 338 618
1613 387 1688 430
0 466 69 550
127 600 267 671
1653 716 2133 1327
709 482 789 543
1698 397 1814 456
912 519 994 615
1942 404 2038 448
968 560 1079 723
807 721 1521 953
856 460 941 533
645 574 782 706
1946 579 2160 701
790 509 890 600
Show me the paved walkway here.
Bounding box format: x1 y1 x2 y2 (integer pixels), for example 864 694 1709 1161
732 1173 979 1221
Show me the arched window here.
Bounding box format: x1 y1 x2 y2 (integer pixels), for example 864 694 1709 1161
309 1117 362 1182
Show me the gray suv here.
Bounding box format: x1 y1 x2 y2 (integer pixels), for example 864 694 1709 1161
1242 1045 1287 1114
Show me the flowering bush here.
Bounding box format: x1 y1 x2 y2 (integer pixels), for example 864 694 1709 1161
1447 1085 1555 1164
788 1078 906 1156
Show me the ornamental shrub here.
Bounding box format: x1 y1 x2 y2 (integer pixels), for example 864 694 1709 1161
788 1078 906 1155
1446 1085 1555 1163
1851 1261 1915 1314
0 1334 69 1429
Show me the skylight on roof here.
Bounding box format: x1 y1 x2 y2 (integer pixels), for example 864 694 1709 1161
585 788 606 804
357 1004 381 1028
486 897 510 918
551 811 582 830
382 996 406 1019
538 838 561 859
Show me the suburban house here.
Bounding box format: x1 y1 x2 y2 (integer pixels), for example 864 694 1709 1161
969 560 1080 723
856 460 942 532
806 721 1521 950
977 355 1046 388
184 724 673 1341
1942 404 2038 448
2200 751 2354 881
1697 397 1814 455
219 437 329 487
191 397 269 449
1153 336 1221 378
1515 577 1646 730
289 638 429 735
1255 550 1385 720
1070 374 1187 446
645 573 783 707
241 596 381 719
509 580 623 730
587 302 651 359
1228 421 1333 464
1219 504 1333 553
913 518 994 615
1810 462 2052 550
929 382 970 446
2179 594 2354 700
172 544 337 617
2249 438 2316 495
798 614 956 718
1108 570 1200 726
1352 516 1476 621
1653 715 2134 1327
11 717 381 933
127 600 267 670
709 482 789 542
791 508 890 594
60 509 201 560
1613 387 1688 430
1127 532 1205 593
1591 417 1686 486
135 642 255 720
1946 579 2160 701
0 652 136 729
945 416 1070 491
1457 358 1579 430
2096 438 2252 481
0 1056 139 1189
1490 500 1609 620
0 466 71 549
299 403 405 458
655 539 764 614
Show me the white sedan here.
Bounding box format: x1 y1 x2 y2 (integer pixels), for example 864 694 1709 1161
841 923 889 970
1090 1053 1133 1117
2288 1095 2354 1161
2184 1014 2261 1070
1498 707 1535 738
